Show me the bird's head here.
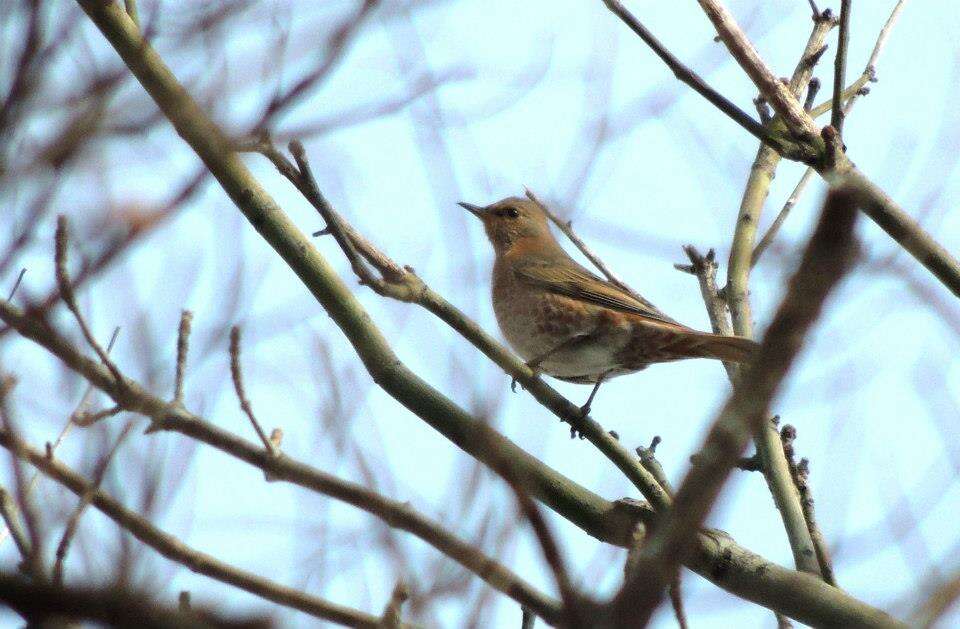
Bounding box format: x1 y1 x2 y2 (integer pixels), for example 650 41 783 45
459 197 554 255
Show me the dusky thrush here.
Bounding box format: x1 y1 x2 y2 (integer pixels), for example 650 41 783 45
461 196 758 414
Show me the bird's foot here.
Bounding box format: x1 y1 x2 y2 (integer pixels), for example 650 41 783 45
569 425 585 440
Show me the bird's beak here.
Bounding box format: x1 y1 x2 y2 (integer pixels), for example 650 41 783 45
458 201 485 219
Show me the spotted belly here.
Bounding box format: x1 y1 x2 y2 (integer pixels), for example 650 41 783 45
492 284 632 381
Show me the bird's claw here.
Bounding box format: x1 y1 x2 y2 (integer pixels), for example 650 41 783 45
512 361 542 392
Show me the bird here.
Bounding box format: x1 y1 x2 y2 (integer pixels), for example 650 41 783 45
460 196 758 416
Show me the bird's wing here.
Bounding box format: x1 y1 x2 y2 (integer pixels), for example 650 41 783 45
513 260 680 326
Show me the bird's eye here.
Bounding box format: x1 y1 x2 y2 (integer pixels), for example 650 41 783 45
503 207 520 218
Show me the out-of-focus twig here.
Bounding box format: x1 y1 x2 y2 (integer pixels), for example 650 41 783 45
173 310 193 405
55 217 125 388
53 421 135 585
229 326 276 457
598 0 797 157
0 429 393 627
0 299 565 624
0 571 272 629
613 188 862 625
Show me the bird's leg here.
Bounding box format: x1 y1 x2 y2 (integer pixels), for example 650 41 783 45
578 371 611 418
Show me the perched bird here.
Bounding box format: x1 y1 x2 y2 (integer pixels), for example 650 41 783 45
460 196 758 414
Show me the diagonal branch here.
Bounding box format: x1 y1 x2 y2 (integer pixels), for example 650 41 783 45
615 187 861 625
599 0 791 155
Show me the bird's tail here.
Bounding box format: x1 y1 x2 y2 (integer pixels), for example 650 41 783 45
680 332 759 363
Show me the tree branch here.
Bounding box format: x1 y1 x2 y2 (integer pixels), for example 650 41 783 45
0 430 395 628
615 188 862 625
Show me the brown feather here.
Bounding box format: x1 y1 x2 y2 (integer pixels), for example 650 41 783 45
512 259 678 326
679 332 759 363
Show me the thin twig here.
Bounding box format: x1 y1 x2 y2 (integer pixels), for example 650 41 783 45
696 0 820 142
54 216 125 388
173 310 193 405
72 404 122 427
751 168 817 268
0 327 120 550
379 582 409 628
675 246 739 380
600 0 787 153
6 269 26 301
780 425 836 586
229 327 276 457
0 486 32 572
675 247 733 336
511 481 582 626
832 0 852 133
635 436 673 497
808 0 909 118
525 188 640 299
0 376 45 582
53 421 134 585
865 0 909 77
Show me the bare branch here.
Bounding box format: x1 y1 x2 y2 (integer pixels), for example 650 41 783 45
524 188 643 302
53 421 134 585
832 0 852 133
0 486 32 573
751 168 817 268
229 326 276 457
6 269 25 302
0 430 392 627
599 0 789 153
614 188 862 625
173 310 193 405
781 425 836 586
54 216 125 387
0 300 565 623
696 0 819 141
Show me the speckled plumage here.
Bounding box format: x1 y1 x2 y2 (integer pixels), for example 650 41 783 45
463 197 758 385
